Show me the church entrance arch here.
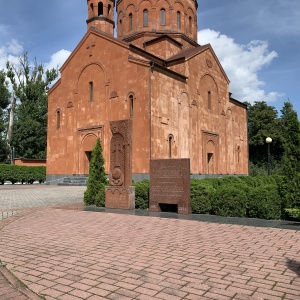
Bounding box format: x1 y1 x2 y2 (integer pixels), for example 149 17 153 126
81 134 97 174
202 131 219 174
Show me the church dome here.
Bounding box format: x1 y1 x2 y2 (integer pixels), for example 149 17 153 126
116 0 198 43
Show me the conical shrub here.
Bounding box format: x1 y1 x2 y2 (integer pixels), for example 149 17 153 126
84 138 107 205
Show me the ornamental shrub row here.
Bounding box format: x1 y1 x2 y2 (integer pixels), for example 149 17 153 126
134 176 286 220
0 164 46 184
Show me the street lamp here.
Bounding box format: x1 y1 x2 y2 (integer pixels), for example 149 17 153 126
266 137 272 176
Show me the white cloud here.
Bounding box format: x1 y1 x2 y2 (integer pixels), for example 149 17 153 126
198 29 283 103
44 49 71 71
0 39 23 70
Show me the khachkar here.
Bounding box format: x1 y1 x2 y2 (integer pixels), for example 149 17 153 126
105 119 135 209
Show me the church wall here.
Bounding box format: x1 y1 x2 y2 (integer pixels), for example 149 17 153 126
146 39 183 60
149 48 248 176
47 33 151 180
185 50 248 175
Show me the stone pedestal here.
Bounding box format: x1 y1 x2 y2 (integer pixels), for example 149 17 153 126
105 186 135 210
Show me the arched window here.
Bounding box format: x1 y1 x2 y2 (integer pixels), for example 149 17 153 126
143 10 148 27
129 13 133 30
189 16 192 33
129 95 134 117
108 4 111 17
98 2 103 16
168 135 173 158
56 110 61 129
89 81 94 102
208 91 211 110
160 9 165 26
177 11 181 28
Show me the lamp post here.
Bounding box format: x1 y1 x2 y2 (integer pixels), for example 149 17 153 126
266 137 272 176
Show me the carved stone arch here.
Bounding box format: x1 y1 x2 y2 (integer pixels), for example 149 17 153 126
118 10 125 19
156 0 172 9
76 62 107 90
190 99 198 107
81 133 98 152
55 107 61 116
126 91 136 101
138 0 154 10
178 90 189 104
174 0 185 10
180 89 189 97
199 73 220 97
125 3 137 12
187 6 195 17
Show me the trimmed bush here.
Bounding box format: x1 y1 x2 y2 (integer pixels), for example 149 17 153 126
190 179 215 214
134 179 149 209
278 173 300 219
247 185 281 219
0 164 46 184
212 185 248 217
84 138 107 206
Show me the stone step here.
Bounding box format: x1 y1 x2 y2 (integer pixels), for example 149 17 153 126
57 176 88 186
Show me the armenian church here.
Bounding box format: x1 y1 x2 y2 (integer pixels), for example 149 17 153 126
46 0 248 184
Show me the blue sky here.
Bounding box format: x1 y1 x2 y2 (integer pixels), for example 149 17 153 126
0 0 299 117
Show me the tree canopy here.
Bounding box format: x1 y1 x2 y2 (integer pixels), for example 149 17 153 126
5 52 58 159
0 70 11 162
246 100 300 176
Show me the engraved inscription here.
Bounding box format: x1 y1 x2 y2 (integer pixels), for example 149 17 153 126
149 159 191 214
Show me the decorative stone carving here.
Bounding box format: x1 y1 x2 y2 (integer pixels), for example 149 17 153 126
110 91 118 99
105 119 135 209
206 59 213 68
67 102 74 108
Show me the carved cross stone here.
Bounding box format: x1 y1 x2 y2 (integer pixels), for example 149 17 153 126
86 41 96 57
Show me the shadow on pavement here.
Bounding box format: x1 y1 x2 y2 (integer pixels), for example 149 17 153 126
53 203 300 231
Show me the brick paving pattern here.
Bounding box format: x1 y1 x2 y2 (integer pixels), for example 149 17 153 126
0 267 29 300
0 207 299 300
0 185 86 211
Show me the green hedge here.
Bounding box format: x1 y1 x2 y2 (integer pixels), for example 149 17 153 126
133 179 149 209
0 164 46 184
133 175 287 220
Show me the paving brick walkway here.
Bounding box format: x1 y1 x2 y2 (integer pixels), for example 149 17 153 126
0 207 299 300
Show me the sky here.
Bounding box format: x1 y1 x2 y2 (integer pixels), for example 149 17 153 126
0 0 299 117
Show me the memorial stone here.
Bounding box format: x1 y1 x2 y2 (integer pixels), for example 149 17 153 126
149 159 191 214
105 119 135 209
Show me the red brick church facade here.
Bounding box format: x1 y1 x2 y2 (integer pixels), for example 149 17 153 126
46 0 248 184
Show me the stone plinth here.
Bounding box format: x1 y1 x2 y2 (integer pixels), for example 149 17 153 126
149 158 191 215
105 186 135 210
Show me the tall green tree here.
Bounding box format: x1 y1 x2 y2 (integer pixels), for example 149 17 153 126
84 138 107 206
0 70 11 162
246 101 284 172
6 52 58 158
280 101 300 177
275 102 300 219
